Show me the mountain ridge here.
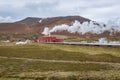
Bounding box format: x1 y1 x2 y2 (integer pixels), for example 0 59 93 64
0 15 119 40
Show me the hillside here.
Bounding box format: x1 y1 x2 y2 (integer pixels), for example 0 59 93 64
0 15 120 40
15 17 41 26
16 16 90 26
0 23 33 34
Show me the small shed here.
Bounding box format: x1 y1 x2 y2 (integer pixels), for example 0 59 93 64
35 36 63 43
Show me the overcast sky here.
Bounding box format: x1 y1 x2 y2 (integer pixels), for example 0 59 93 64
0 0 120 23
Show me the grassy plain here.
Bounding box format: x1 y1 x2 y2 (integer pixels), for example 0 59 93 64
0 43 120 80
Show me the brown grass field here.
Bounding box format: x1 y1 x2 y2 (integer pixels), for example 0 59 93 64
0 43 120 80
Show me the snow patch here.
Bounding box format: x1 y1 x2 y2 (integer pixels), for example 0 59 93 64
16 40 32 45
39 19 42 23
98 38 108 44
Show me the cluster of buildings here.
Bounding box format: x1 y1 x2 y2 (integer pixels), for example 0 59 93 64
35 36 63 43
0 36 64 45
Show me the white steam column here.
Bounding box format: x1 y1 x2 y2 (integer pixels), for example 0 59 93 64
42 27 51 36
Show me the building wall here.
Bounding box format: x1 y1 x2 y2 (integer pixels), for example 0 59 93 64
36 36 63 42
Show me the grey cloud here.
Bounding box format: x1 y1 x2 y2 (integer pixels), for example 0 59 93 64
0 0 120 22
24 1 57 11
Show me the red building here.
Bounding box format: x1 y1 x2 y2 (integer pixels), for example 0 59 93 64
35 36 63 43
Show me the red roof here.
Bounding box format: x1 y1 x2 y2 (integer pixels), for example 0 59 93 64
36 36 63 42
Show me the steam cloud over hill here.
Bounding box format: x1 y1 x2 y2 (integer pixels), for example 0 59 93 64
47 20 120 35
